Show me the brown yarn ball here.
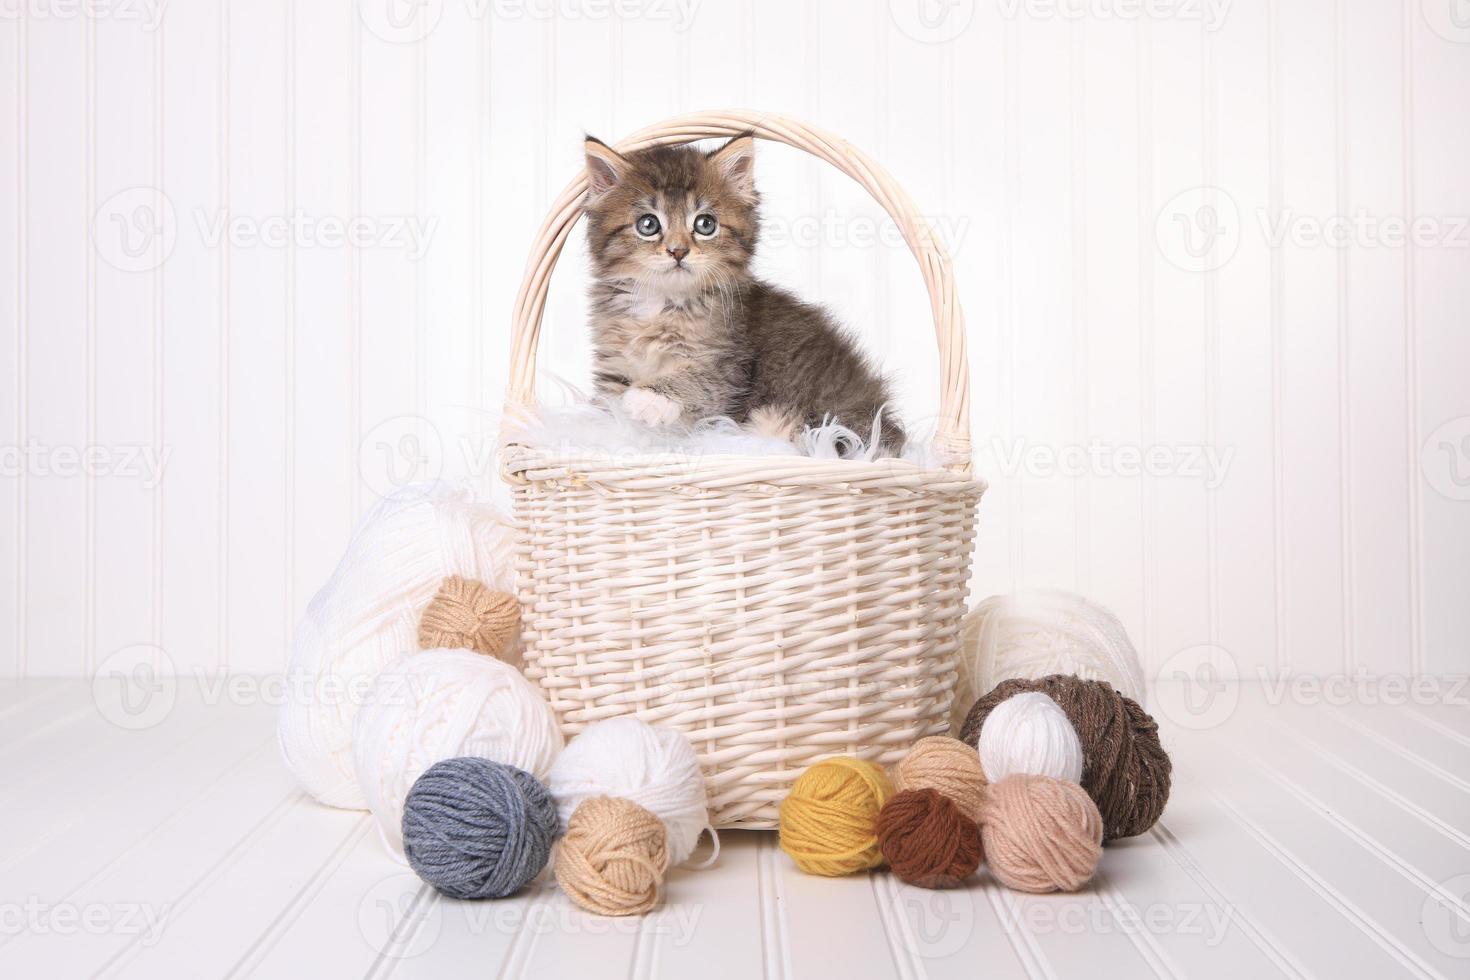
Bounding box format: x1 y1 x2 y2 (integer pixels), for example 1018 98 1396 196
877 789 983 889
418 575 520 659
981 774 1102 893
554 796 670 916
890 735 988 822
959 675 1170 841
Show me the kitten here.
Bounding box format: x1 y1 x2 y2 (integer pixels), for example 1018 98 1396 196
581 134 904 457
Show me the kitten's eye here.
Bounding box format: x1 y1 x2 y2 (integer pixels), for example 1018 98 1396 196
635 214 661 238
693 213 718 237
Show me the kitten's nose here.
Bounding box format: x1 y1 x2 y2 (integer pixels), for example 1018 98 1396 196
666 245 690 263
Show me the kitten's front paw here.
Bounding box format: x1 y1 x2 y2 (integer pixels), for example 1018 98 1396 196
621 387 683 428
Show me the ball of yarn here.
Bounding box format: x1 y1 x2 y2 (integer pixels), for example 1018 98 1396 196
555 796 670 916
961 675 1171 841
890 735 988 822
547 717 713 866
953 589 1146 735
876 789 983 889
981 774 1102 893
278 481 516 809
353 647 563 857
976 691 1085 785
778 757 893 876
401 757 558 900
418 575 520 659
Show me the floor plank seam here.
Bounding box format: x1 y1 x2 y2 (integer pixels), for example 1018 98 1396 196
1207 791 1444 980
1149 824 1311 980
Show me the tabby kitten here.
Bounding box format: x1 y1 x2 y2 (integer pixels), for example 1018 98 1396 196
582 134 904 456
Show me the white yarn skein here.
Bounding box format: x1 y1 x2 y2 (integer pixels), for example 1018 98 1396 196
952 588 1146 735
353 647 564 859
977 691 1086 785
547 717 716 867
277 481 517 809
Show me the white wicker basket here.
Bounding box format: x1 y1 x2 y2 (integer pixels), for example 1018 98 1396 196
500 110 985 829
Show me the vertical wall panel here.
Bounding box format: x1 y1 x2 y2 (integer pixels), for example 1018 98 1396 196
950 4 1013 602
1411 10 1470 677
92 18 161 671
1341 0 1413 679
356 1 423 514
1146 18 1210 674
2 3 1465 679
288 1 355 631
159 1 224 675
224 0 289 673
1276 0 1347 674
1080 20 1146 656
1008 15 1079 597
22 15 88 675
1213 1 1278 680
0 14 21 676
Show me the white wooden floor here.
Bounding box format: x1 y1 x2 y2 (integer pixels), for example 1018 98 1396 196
2 679 1467 979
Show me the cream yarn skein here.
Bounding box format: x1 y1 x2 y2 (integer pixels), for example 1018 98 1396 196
277 482 517 809
952 589 1145 735
547 717 715 867
353 647 564 858
978 691 1085 784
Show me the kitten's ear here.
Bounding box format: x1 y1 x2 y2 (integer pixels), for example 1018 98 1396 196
584 136 630 199
708 134 757 201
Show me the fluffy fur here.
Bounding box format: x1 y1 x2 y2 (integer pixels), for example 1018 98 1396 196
582 134 904 457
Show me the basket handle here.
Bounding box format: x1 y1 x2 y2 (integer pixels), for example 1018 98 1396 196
503 109 972 473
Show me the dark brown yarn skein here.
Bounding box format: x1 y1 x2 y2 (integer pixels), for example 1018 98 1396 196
959 675 1171 842
876 789 983 889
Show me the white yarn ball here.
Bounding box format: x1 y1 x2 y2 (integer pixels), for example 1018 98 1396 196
977 691 1086 784
547 717 713 866
952 588 1146 735
352 647 564 858
277 481 517 809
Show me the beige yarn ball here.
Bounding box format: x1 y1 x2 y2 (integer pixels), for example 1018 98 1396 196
952 589 1146 735
418 575 520 659
890 736 988 822
555 796 671 916
981 774 1103 893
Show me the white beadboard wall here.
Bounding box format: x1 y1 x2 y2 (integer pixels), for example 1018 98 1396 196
2 1 1467 680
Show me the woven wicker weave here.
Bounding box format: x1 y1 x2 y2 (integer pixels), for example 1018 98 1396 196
501 110 985 829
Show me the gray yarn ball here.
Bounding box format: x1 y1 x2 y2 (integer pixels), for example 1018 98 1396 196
401 757 558 900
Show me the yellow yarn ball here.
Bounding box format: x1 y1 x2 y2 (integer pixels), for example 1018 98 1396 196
778 757 893 876
891 735 988 823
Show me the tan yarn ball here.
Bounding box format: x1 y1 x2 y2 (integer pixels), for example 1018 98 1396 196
418 575 520 659
891 736 988 823
555 796 670 916
981 774 1103 893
